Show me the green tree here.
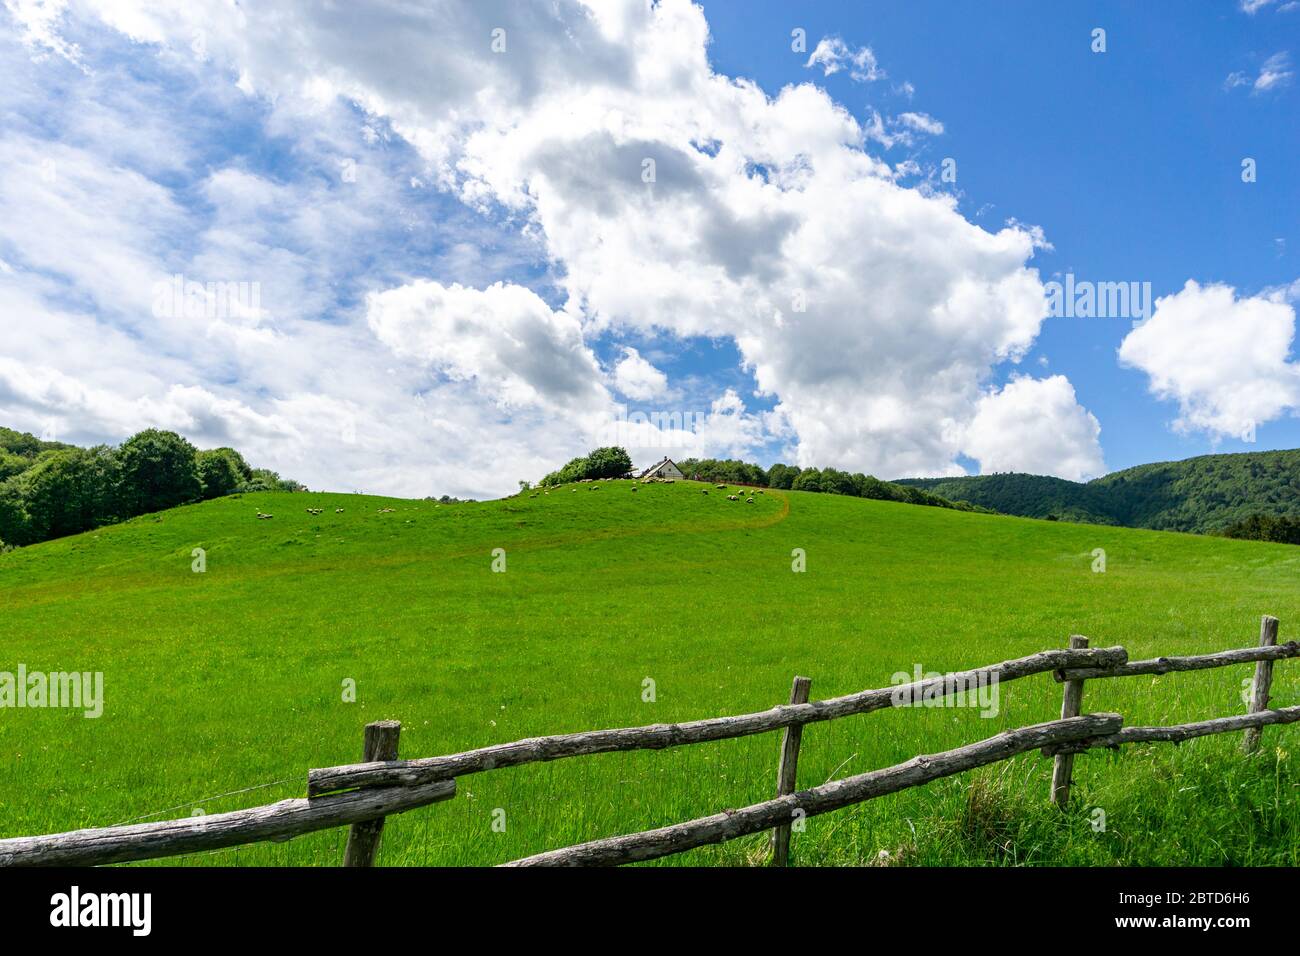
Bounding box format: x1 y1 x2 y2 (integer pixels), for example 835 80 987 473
82 444 123 526
0 426 67 458
540 447 633 486
766 463 800 489
117 429 202 517
584 447 634 479
0 451 30 481
0 479 29 546
21 449 99 541
197 448 250 499
819 468 856 496
791 468 824 493
237 468 307 493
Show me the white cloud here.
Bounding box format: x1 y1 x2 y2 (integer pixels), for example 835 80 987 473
862 109 946 148
4 0 85 67
961 376 1104 481
804 36 884 82
1226 52 1294 93
365 281 608 411
1239 0 1276 13
4 0 1105 493
611 347 670 400
1254 52 1294 92
599 387 771 469
1118 280 1300 439
896 111 944 135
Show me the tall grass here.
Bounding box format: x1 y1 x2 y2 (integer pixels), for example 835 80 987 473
1 481 1296 865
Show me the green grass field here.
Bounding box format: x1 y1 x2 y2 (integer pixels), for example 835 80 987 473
2 480 1298 866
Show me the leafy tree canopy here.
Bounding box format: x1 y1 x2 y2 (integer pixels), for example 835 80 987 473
0 425 304 549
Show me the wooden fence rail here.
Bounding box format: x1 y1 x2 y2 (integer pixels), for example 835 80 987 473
502 714 1123 867
305 645 1128 796
0 615 1293 868
1056 640 1299 681
0 777 455 868
1042 706 1300 756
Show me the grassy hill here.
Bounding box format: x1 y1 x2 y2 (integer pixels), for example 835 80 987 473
897 448 1300 533
2 480 1298 865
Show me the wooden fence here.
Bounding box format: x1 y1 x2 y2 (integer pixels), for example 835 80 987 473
1 616 1297 868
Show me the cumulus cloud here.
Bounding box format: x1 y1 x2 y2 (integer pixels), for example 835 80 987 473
443 3 1054 477
4 0 1104 493
1118 280 1300 439
962 376 1104 481
366 281 608 411
598 387 771 467
611 347 670 400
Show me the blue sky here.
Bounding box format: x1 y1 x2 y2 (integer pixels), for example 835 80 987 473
705 0 1300 470
0 1 1296 498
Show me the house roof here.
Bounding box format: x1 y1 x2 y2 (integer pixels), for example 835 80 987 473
639 457 682 478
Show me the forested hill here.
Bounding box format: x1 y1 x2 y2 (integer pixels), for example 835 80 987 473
896 449 1300 534
0 425 305 549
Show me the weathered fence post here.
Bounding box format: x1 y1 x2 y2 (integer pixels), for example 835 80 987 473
1050 636 1088 808
1243 615 1280 754
770 675 812 866
342 720 401 866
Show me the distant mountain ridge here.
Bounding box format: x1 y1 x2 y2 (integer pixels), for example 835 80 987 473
895 449 1300 534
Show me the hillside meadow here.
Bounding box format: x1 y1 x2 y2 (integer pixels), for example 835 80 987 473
1 480 1297 866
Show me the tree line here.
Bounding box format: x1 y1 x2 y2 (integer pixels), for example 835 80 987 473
0 426 304 549
897 448 1300 537
676 457 990 513
531 448 984 515
1218 513 1300 545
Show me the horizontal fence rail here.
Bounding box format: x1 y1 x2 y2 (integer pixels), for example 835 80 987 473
1056 641 1300 681
307 646 1129 796
501 714 1123 867
1 615 1293 868
0 779 455 868
1042 705 1300 756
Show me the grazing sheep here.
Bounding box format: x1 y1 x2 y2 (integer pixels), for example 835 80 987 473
727 494 739 501
631 486 638 492
336 508 344 513
702 489 709 495
746 497 755 504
